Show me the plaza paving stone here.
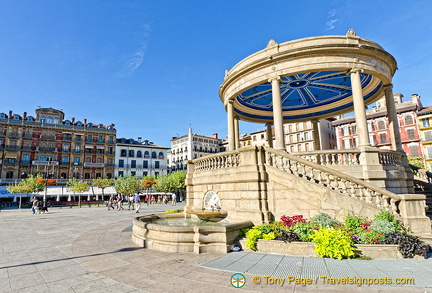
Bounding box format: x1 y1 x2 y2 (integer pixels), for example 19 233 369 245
0 205 431 292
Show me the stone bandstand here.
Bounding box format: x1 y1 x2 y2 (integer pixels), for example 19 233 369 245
185 30 431 237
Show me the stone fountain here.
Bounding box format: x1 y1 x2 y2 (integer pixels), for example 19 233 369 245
131 191 252 254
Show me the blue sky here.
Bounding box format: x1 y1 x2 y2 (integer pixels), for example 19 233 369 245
0 0 431 147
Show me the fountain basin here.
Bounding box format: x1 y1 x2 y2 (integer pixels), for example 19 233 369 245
186 209 228 222
131 213 253 254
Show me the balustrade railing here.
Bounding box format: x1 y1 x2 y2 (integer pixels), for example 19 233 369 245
264 147 401 217
378 150 403 166
194 152 240 171
294 150 361 166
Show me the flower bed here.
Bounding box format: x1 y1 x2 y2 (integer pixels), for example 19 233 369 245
239 212 430 260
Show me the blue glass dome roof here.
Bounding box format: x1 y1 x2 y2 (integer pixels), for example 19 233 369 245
234 70 382 121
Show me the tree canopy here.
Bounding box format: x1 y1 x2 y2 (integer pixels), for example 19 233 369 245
115 176 140 195
154 171 186 193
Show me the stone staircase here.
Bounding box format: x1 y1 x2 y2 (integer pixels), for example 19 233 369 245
410 165 432 220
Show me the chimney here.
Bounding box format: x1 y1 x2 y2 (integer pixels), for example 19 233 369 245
9 110 12 118
138 137 142 143
71 117 75 123
84 118 87 125
213 133 218 139
23 112 27 119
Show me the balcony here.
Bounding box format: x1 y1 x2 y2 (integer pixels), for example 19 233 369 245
105 163 115 167
32 160 59 166
38 147 56 152
73 150 82 153
62 136 72 141
21 146 34 151
60 162 70 166
20 161 31 165
106 151 115 156
5 145 20 151
23 134 33 139
7 132 20 138
4 160 17 165
0 132 5 137
62 149 71 153
40 135 55 140
83 162 104 167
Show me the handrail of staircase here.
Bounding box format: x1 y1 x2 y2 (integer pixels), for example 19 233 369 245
263 146 402 217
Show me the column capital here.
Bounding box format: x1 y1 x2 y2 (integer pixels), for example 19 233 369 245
349 68 364 74
268 76 281 83
383 83 394 90
228 99 235 105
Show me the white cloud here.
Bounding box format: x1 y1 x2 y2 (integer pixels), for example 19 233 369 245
325 9 338 31
116 24 151 78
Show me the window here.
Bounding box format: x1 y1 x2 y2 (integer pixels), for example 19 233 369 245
423 119 430 128
143 160 148 168
151 151 157 158
131 171 136 176
144 151 150 158
62 156 68 163
119 159 124 168
96 173 101 178
407 129 416 140
409 145 419 157
137 151 142 157
155 161 160 168
54 117 59 124
84 173 90 179
63 144 70 152
85 157 91 163
377 121 386 130
74 157 80 164
425 130 432 142
87 135 92 142
404 115 414 125
40 115 46 122
158 152 164 159
120 149 127 157
40 155 46 161
427 146 432 159
98 135 103 143
129 150 134 157
379 133 387 144
47 116 53 123
131 160 136 168
75 145 81 152
118 171 124 177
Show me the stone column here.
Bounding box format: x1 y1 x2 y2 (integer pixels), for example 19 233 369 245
234 117 240 149
266 123 273 148
384 84 403 151
269 76 285 150
350 68 370 147
312 120 321 151
227 100 236 151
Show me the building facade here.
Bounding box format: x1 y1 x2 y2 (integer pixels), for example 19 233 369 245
169 128 222 171
0 107 116 183
417 106 432 170
115 138 169 178
238 119 336 152
332 94 423 158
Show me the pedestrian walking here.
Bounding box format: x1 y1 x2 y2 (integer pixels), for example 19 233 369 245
134 193 141 213
128 194 134 210
116 194 124 210
31 197 39 214
171 193 177 206
107 195 115 210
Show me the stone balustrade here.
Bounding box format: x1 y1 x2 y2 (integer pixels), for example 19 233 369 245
378 150 403 166
294 150 361 166
194 152 240 172
265 147 401 217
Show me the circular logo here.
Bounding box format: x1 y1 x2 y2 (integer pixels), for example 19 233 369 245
230 273 246 288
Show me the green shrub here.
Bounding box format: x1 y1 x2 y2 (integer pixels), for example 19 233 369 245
344 215 368 229
374 211 402 232
262 232 275 240
245 227 263 250
310 212 339 228
293 222 316 242
310 228 355 260
370 219 395 234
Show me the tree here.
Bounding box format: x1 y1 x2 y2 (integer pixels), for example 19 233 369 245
7 174 45 209
114 176 140 196
154 171 186 193
67 178 90 208
92 178 114 200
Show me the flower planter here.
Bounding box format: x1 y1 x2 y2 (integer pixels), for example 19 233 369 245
238 238 425 259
